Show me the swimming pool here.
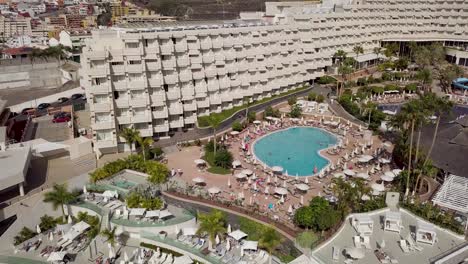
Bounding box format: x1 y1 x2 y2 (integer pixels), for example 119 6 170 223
253 127 338 176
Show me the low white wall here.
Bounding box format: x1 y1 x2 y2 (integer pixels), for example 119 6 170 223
110 217 196 236
9 87 84 112
67 204 102 219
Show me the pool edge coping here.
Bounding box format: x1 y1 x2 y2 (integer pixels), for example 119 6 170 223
250 125 343 177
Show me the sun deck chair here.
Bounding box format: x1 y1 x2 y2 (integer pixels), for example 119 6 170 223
362 236 372 250
344 259 354 264
353 236 362 248
332 246 340 261
399 240 410 253
406 234 423 251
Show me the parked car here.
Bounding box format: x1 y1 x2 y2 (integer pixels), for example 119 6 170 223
57 97 69 103
71 94 84 100
21 107 34 115
37 103 50 110
52 116 71 123
53 112 71 119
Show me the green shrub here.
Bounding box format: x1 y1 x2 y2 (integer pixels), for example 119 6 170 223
307 92 317 101
296 231 319 249
232 121 243 132
264 106 280 118
39 215 57 232
289 104 302 118
287 96 297 106
150 147 164 160
357 77 367 86
317 75 336 84
316 94 325 103
384 84 398 91
370 86 385 94
89 155 169 184
14 227 37 245
405 83 418 92
247 111 256 123
382 72 393 81
214 149 233 169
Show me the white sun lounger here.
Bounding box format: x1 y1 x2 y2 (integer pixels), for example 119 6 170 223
399 240 410 253
362 236 371 249
332 246 340 261
406 234 423 251
353 236 362 248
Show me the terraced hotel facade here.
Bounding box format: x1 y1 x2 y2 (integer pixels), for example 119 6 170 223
81 0 468 153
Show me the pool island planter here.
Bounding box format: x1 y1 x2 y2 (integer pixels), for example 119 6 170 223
251 126 342 177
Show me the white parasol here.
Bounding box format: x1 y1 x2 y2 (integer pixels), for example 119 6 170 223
67 215 73 224
266 176 271 184
235 173 247 179
361 194 371 201
226 238 231 251
380 174 394 182
49 232 54 241
208 187 221 194
109 246 115 259
384 171 396 178
271 166 283 172
288 205 293 214
253 120 261 124
379 158 391 164
392 169 402 176
280 195 285 203
333 173 345 179
343 169 355 176
355 172 369 179
232 160 242 168
227 177 231 187
36 224 41 234
192 177 205 183
295 183 310 191
215 235 220 245
83 185 87 194
304 177 309 184
241 169 253 175
227 224 232 234
300 195 304 205
264 186 269 195
282 180 287 188
371 183 385 192
230 131 240 136
274 187 288 195
194 159 206 165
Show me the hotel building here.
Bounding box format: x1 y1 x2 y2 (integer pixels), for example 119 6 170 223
81 0 468 153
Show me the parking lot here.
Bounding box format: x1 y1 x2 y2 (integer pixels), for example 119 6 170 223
33 115 72 142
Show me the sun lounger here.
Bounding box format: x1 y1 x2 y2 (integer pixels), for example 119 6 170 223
406 234 423 251
362 236 372 249
344 259 354 264
399 240 410 253
353 236 362 248
333 246 340 261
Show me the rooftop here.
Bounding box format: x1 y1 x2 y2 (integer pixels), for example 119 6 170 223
0 146 31 189
109 19 272 31
312 208 465 264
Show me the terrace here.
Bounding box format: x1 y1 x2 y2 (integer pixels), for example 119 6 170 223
312 208 465 264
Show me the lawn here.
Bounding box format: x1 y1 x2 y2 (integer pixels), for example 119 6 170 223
197 86 309 127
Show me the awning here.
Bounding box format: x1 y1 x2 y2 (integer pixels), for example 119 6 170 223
129 208 146 216
208 187 221 194
63 221 90 241
159 209 173 219
173 255 193 264
242 240 258 250
47 251 67 262
145 210 160 218
229 229 247 241
182 227 197 236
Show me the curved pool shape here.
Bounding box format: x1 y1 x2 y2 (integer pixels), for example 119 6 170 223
253 127 338 176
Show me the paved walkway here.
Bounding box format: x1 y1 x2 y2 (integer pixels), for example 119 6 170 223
328 100 368 127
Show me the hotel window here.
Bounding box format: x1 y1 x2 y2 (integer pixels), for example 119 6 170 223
128 73 142 81
125 42 139 49
96 130 112 141
134 123 148 129
129 60 141 65
92 77 107 85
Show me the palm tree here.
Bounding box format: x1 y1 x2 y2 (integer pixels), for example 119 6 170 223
207 115 222 155
408 41 418 61
415 68 432 92
353 45 364 69
438 64 463 93
119 127 140 154
259 227 283 264
413 94 452 195
362 101 377 125
101 226 117 247
43 184 76 219
333 50 347 96
196 210 226 251
337 64 353 96
373 47 382 65
136 135 153 161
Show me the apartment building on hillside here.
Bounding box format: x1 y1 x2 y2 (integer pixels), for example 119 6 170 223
81 0 468 154
0 15 32 38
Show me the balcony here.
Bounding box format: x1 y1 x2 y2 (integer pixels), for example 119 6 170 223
162 60 176 69
175 43 188 52
184 115 197 124
200 41 212 50
123 48 142 56
177 58 190 67
127 80 146 89
94 139 118 149
116 116 132 124
138 128 153 137
192 71 205 80
92 121 114 130
92 103 111 112
205 69 217 78
88 67 108 76
146 62 161 71
132 114 151 123
113 82 127 91
207 81 219 91
169 118 184 128
115 98 129 108
111 65 125 74
152 109 169 119
212 40 223 49
196 99 209 108
144 46 159 54
160 45 174 55
202 55 214 64
91 84 109 94
130 98 148 107
166 90 181 100
148 78 163 87
179 72 192 83
153 123 169 133
183 102 197 111
86 50 107 60
150 93 166 107
127 64 143 73
164 75 179 85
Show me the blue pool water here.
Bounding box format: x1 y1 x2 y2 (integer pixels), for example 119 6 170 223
253 127 338 176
